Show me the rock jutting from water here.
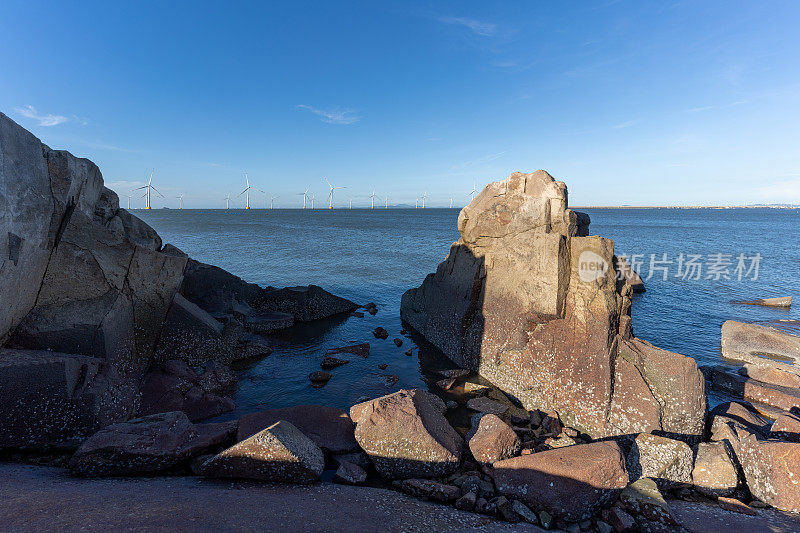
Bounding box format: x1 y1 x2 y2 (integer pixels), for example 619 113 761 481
0 111 357 449
400 170 706 441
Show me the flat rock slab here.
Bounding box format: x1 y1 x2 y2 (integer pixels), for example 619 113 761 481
669 499 800 533
237 405 358 454
0 464 544 532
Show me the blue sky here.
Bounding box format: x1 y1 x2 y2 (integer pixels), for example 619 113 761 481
2 1 800 207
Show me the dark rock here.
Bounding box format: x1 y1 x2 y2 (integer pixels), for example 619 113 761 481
326 343 370 358
180 259 264 315
373 327 389 340
405 349 413 356
437 377 456 390
320 356 349 370
350 311 364 318
393 338 403 347
69 412 221 476
438 368 470 379
466 397 508 416
332 451 371 470
378 363 387 370
153 293 232 366
309 371 332 387
243 309 294 333
493 441 629 522
350 389 462 479
511 500 539 524
454 491 477 511
333 461 367 485
718 496 757 516
238 405 357 454
602 507 635 532
199 420 324 483
392 478 460 503
262 285 358 322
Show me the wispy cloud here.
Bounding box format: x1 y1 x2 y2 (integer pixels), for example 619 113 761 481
297 104 360 125
687 100 748 113
612 119 638 129
439 16 496 37
14 105 69 127
450 151 507 171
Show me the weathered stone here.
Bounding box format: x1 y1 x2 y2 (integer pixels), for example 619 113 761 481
262 285 358 322
393 338 403 347
739 363 800 389
708 401 770 443
153 293 232 366
511 500 539 524
350 389 462 479
309 371 332 386
721 320 800 369
0 349 106 448
464 381 490 395
400 170 705 440
180 259 265 315
243 309 294 333
466 397 509 416
627 433 693 489
333 461 367 485
733 296 792 308
616 256 645 293
238 405 357 454
373 327 389 340
736 434 800 512
770 413 800 442
454 491 477 511
437 377 456 390
709 366 800 414
717 496 757 516
69 411 219 476
619 478 677 525
602 507 636 532
199 420 324 483
493 441 629 522
691 442 739 497
467 414 521 464
326 343 370 358
392 478 460 503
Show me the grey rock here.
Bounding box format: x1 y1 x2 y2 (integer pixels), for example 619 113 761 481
627 433 693 490
334 461 367 485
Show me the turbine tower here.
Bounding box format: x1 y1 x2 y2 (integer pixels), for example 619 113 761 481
348 197 353 209
421 192 428 209
325 177 346 209
238 170 263 209
310 193 316 209
384 195 389 209
415 197 419 209
133 169 163 210
468 179 478 202
270 196 278 209
299 186 310 209
449 196 453 209
225 193 231 210
369 188 377 210
126 192 132 210
176 194 185 209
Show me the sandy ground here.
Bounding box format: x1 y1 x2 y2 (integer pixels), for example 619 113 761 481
0 463 543 532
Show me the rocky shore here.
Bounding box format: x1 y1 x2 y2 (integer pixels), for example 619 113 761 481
2 112 800 532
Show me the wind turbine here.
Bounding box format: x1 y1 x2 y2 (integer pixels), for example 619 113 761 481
468 179 478 202
449 196 454 209
421 192 428 209
238 170 263 209
384 195 389 209
415 197 419 209
133 169 163 210
125 192 132 210
269 196 278 209
348 197 353 210
369 188 377 210
225 193 231 210
299 186 310 209
310 193 316 209
176 194 185 210
324 177 346 209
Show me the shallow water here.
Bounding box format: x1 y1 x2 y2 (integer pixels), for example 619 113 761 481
135 207 800 415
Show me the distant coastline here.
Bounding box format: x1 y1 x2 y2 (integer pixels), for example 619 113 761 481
572 204 800 209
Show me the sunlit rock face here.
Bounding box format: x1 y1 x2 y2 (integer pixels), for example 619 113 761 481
401 170 705 440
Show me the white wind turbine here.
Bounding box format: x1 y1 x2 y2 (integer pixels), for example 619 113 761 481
449 196 454 209
225 193 231 210
299 186 310 209
310 193 316 209
348 197 353 209
369 188 377 210
420 191 428 209
468 179 478 203
125 192 132 210
415 197 419 209
176 194 185 209
238 170 264 209
384 195 389 209
269 195 278 209
133 169 163 210
324 177 346 209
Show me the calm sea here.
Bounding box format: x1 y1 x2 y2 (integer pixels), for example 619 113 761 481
135 207 800 415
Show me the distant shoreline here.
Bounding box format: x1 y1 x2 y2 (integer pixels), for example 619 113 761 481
129 205 800 210
572 205 800 210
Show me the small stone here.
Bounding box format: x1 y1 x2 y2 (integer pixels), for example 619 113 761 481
463 381 490 395
549 435 577 448
495 496 521 523
474 497 488 513
372 327 389 339
309 371 332 387
437 368 470 379
367 307 377 315
467 414 521 464
363 302 377 310
627 433 693 489
529 410 543 427
563 427 579 438
404 349 413 356
326 343 370 358
596 520 614 533
538 510 553 529
691 441 738 497
378 364 387 370
454 491 477 511
718 496 757 516
320 356 349 370
466 397 508 416
511 500 539 524
603 507 635 532
393 338 403 347
620 478 677 525
381 374 399 386
333 461 367 485
393 478 460 502
445 400 458 410
771 412 800 442
565 523 581 533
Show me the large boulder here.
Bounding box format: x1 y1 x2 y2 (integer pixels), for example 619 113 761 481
237 405 358 454
262 285 359 322
198 420 325 483
493 440 629 522
400 170 706 440
722 320 800 370
709 366 800 414
708 401 770 443
626 433 694 489
68 411 225 476
735 434 800 513
691 442 739 497
350 389 463 479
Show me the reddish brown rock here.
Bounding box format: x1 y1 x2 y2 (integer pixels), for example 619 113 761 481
709 366 800 414
350 389 462 479
771 413 800 442
392 478 460 503
199 420 324 483
400 170 705 441
708 401 770 443
722 320 800 366
237 405 357 454
619 478 677 525
627 433 693 489
466 414 521 464
736 434 800 513
739 363 800 389
493 441 629 521
616 256 645 293
717 497 757 516
691 442 739 497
